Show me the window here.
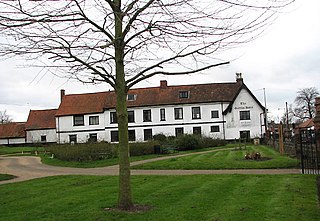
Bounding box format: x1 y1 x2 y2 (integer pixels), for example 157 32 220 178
175 128 184 137
69 135 77 143
111 131 119 142
211 126 220 132
128 130 136 141
179 91 189 98
128 111 135 123
143 109 152 122
41 135 46 143
110 112 117 124
144 129 153 141
73 115 84 126
89 116 99 125
127 94 136 101
192 107 201 119
88 133 98 142
240 110 251 120
174 108 183 120
160 108 166 121
193 127 201 135
211 110 219 118
240 130 250 141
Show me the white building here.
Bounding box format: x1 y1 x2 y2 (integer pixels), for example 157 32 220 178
55 75 265 143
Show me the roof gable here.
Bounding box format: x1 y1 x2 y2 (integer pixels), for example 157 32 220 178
0 123 25 139
25 109 57 130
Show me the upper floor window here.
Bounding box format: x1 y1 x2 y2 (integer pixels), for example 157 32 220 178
73 115 84 126
127 94 136 101
143 109 152 122
192 107 201 119
211 110 219 118
240 110 251 120
128 111 135 123
179 91 189 98
160 108 166 121
174 108 183 120
110 112 117 124
89 116 99 125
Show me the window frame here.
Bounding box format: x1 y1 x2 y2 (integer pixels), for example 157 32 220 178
144 129 153 141
73 115 84 126
40 135 47 143
69 134 77 143
239 110 251 120
128 130 136 141
128 111 135 123
175 127 184 137
89 116 99 125
192 107 201 119
89 133 98 142
211 125 220 132
174 108 183 120
193 127 201 135
111 131 119 142
143 109 152 122
211 110 219 119
160 108 166 121
110 112 117 124
179 91 189 99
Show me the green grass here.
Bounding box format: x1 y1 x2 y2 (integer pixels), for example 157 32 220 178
0 146 44 155
0 175 318 221
0 174 16 181
132 145 299 170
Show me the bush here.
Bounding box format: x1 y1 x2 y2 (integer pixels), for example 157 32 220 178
199 136 227 148
45 142 117 162
174 134 201 151
130 141 160 156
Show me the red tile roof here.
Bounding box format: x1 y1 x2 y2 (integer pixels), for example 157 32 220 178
25 109 57 130
55 80 260 116
55 92 108 116
297 118 314 128
0 123 25 139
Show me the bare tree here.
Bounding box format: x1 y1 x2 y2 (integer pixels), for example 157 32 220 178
294 87 319 120
0 110 12 124
0 0 293 210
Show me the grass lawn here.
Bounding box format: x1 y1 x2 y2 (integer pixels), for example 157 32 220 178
0 146 44 155
0 174 318 221
132 145 299 170
0 174 16 181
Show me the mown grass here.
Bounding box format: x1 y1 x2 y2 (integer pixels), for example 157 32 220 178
0 146 44 155
0 174 318 221
132 145 299 170
0 174 16 181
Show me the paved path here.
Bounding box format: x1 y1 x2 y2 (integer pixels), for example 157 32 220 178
0 149 301 185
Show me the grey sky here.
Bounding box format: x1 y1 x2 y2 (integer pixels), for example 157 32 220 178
0 0 319 123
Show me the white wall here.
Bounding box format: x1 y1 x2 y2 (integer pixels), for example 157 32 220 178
0 138 25 145
26 129 57 143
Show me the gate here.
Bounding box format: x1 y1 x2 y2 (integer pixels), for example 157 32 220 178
298 128 320 174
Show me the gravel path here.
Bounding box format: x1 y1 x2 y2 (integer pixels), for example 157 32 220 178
0 149 301 185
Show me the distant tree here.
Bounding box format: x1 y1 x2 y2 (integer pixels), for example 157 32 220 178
0 0 294 210
0 110 12 124
294 87 319 120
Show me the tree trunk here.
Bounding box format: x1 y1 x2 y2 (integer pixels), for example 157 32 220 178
114 0 133 210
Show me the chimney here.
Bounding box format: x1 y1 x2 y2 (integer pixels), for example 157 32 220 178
160 80 168 89
236 72 243 84
60 89 65 102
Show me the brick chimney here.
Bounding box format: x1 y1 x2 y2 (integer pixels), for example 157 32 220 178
60 89 65 102
314 97 320 130
160 80 168 89
236 72 243 84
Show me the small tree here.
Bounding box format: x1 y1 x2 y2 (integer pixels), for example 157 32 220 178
0 0 293 210
294 87 319 120
0 110 12 124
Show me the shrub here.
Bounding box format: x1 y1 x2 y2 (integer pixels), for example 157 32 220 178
45 142 117 162
129 141 160 156
174 134 201 151
199 136 227 148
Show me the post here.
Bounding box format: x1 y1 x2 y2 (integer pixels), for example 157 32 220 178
278 122 284 154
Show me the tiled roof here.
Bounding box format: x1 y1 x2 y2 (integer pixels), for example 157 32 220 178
25 109 57 130
55 92 108 116
55 80 248 116
297 118 314 128
0 122 25 139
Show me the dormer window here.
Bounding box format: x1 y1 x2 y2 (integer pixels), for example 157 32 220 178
179 91 189 98
127 94 136 101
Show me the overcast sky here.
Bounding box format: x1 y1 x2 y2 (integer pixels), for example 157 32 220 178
0 0 319 123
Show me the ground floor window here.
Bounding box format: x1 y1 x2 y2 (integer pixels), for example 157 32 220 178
193 127 201 135
41 135 46 143
111 131 119 142
144 129 153 141
128 130 136 141
240 130 250 141
175 127 184 137
88 133 97 142
69 134 77 143
211 126 220 132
